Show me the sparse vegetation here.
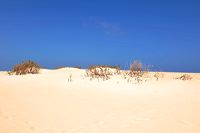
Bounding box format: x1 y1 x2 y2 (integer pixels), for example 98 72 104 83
128 60 144 83
85 61 150 83
55 66 81 69
88 65 120 70
12 60 40 75
73 66 81 69
86 66 110 81
86 65 120 81
7 71 13 75
68 74 72 82
121 60 152 83
176 74 192 80
154 72 164 80
130 61 143 75
55 66 66 69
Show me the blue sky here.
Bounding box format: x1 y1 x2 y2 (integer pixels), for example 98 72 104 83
0 0 200 72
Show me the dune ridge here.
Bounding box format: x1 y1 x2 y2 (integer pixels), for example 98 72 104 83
0 68 200 133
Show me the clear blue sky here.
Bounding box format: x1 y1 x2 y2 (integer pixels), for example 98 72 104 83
0 0 200 72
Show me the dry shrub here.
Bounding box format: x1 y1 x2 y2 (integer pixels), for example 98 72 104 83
129 60 144 78
86 65 120 80
7 71 13 75
55 66 66 69
12 60 40 75
124 60 151 83
120 60 145 83
68 74 72 82
87 66 110 80
88 65 120 70
122 71 129 79
154 72 164 80
73 66 81 69
176 74 192 80
55 66 81 69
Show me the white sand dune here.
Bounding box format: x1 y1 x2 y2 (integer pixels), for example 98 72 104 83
0 68 200 133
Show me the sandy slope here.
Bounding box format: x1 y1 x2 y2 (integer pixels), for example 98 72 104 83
0 68 200 133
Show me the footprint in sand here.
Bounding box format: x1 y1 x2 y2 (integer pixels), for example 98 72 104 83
29 126 35 131
25 121 40 132
0 110 15 121
120 123 131 128
3 115 13 120
42 128 71 133
179 120 192 127
135 118 150 121
0 111 3 117
131 118 151 124
96 120 105 126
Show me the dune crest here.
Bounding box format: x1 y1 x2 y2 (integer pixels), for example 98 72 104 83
0 68 200 133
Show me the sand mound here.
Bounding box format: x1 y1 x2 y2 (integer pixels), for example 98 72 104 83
0 69 200 133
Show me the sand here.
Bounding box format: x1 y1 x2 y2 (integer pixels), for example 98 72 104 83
0 68 200 133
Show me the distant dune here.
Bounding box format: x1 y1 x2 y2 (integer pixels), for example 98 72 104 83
0 68 200 133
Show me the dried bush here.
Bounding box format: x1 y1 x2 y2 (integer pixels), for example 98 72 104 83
154 72 164 80
176 74 192 80
122 71 129 79
55 66 66 69
123 60 150 83
88 65 120 70
129 60 143 77
55 66 81 69
12 60 40 75
86 65 120 80
7 71 13 75
73 66 81 69
68 74 72 82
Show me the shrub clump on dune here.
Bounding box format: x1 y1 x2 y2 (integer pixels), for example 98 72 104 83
12 60 40 75
88 65 120 70
55 66 81 69
86 65 120 80
122 60 149 83
129 60 143 77
176 74 192 80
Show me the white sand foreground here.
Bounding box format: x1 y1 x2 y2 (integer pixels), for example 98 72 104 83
0 68 200 133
